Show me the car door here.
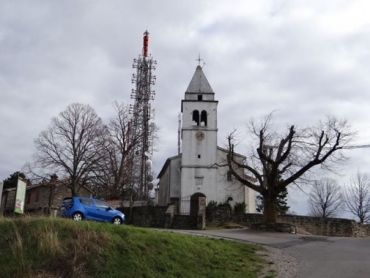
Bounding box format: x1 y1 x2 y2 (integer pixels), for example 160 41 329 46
78 198 95 220
94 199 114 222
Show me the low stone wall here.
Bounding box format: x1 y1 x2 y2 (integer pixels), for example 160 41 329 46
117 206 167 228
352 223 370 238
206 207 370 237
117 206 203 229
117 206 370 236
278 215 355 237
171 215 199 229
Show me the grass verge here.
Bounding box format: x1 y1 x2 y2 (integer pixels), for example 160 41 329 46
0 217 272 278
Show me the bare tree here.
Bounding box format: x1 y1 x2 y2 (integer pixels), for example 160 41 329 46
227 113 354 222
93 102 133 198
308 178 343 218
94 101 158 204
344 171 370 224
26 103 106 196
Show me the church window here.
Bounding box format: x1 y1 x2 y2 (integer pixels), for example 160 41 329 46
195 177 203 185
201 110 207 126
198 154 201 158
227 171 232 181
198 95 203 101
192 110 199 126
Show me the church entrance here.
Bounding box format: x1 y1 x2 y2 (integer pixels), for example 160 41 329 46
190 193 206 216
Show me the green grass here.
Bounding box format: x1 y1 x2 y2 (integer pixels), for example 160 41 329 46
0 217 272 278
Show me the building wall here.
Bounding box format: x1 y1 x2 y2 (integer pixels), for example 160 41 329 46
170 157 181 199
2 182 93 216
181 167 218 202
180 97 218 213
158 162 170 206
181 101 217 133
185 92 214 101
25 186 51 211
157 156 181 206
214 148 256 213
3 190 16 211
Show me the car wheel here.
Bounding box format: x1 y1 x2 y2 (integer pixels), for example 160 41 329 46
112 217 122 225
72 212 83 221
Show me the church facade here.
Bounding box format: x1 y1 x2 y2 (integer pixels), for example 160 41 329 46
156 66 255 214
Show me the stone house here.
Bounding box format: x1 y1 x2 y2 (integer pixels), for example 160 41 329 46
0 174 94 216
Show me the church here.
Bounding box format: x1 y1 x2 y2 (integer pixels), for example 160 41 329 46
156 65 255 214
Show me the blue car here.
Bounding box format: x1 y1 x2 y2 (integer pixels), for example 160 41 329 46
58 197 125 225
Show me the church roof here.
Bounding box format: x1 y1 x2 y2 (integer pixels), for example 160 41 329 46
185 66 214 94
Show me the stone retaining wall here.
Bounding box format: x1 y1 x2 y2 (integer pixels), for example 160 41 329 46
118 206 202 230
118 206 167 228
118 206 370 236
206 207 370 237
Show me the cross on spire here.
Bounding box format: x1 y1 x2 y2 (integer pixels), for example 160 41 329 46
195 54 205 68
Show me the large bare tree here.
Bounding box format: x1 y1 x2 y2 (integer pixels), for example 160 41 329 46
344 171 370 224
308 178 343 218
227 113 354 222
94 102 137 199
94 101 158 203
26 103 106 196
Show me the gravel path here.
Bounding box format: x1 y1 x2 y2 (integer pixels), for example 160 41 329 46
257 245 299 278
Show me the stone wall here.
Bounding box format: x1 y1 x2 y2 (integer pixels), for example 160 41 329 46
118 205 205 230
206 207 370 237
118 206 168 228
171 215 199 229
278 215 355 237
352 223 370 238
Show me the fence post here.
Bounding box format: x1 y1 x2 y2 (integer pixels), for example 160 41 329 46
197 197 206 230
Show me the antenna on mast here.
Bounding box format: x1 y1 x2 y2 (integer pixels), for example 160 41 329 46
178 112 181 155
130 30 157 198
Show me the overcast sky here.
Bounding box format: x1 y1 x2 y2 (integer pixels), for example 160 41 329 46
1 0 370 217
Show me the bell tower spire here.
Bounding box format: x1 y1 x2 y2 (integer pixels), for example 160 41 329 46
180 64 218 199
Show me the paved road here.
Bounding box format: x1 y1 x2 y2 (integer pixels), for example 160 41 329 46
178 229 370 278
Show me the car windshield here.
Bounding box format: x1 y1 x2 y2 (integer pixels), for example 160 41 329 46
95 200 110 209
62 198 73 205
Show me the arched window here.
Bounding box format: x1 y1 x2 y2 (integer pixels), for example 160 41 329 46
192 110 199 126
200 110 207 126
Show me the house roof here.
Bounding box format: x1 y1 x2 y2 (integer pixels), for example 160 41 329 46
217 146 246 159
185 66 214 94
157 154 181 179
2 180 95 194
157 147 247 180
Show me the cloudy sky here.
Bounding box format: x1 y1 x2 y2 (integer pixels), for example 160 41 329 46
1 0 370 217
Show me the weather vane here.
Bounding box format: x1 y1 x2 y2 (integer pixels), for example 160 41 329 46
195 54 205 68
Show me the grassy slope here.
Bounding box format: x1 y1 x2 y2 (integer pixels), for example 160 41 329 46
0 217 271 278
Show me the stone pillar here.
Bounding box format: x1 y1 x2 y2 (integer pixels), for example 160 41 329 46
197 197 207 230
164 205 175 229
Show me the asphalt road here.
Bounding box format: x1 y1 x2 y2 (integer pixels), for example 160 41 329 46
178 229 370 278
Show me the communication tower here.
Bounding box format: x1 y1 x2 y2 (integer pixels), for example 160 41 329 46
130 30 156 198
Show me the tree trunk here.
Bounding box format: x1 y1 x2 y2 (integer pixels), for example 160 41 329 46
263 195 278 222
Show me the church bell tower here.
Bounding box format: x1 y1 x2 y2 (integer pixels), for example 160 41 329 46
180 65 218 202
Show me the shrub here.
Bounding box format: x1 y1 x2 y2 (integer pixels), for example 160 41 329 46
217 202 231 211
234 202 246 214
207 200 218 208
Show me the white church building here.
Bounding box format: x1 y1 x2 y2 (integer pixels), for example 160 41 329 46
156 65 255 214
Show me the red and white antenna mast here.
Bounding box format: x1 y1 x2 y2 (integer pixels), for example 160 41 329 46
129 30 157 198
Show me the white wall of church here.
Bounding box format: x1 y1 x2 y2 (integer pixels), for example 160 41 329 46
157 156 181 206
215 148 256 213
181 102 217 129
180 167 218 201
181 130 217 167
185 92 214 101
